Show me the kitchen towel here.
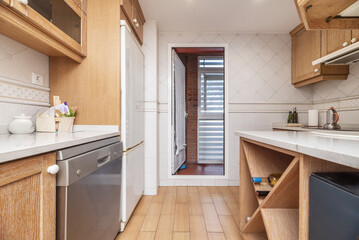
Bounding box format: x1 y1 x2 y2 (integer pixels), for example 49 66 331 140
308 109 319 126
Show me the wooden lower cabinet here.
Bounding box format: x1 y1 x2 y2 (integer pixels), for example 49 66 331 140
238 138 358 240
0 153 56 240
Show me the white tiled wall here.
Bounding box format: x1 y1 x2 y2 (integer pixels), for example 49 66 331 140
158 32 313 104
312 63 359 125
313 63 359 102
0 34 49 86
156 32 313 186
0 34 50 134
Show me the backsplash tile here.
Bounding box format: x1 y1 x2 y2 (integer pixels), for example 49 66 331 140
0 34 49 134
313 63 359 103
0 82 22 98
0 34 49 86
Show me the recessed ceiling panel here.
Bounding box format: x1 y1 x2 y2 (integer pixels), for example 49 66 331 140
139 0 301 32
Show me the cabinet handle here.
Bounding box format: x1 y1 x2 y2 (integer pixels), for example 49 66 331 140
18 0 28 5
47 164 59 175
351 38 357 44
135 22 140 27
133 18 138 23
314 68 319 73
343 42 349 47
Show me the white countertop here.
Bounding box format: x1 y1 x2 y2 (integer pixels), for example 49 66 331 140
271 123 312 131
0 131 121 163
235 131 359 169
273 126 311 131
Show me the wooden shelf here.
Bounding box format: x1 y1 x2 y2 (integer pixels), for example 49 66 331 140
243 156 300 235
242 208 265 234
239 138 359 240
242 141 295 178
242 140 298 206
261 157 299 209
240 139 298 240
239 141 260 231
253 183 272 192
242 233 268 240
261 209 299 240
253 183 272 205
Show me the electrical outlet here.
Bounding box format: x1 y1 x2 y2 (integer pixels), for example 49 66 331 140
32 72 44 86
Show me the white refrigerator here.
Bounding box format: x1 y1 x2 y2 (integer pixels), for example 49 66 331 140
120 20 144 232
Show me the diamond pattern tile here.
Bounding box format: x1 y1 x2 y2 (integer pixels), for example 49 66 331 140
313 62 359 102
158 32 313 104
258 46 275 63
268 36 286 52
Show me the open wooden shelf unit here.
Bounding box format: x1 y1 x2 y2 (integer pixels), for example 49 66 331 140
238 138 358 240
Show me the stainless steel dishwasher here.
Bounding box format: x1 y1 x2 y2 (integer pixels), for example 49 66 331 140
56 137 123 240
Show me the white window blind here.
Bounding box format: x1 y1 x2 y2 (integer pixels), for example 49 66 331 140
198 56 224 164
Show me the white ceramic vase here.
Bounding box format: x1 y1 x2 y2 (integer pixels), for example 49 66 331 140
8 114 35 134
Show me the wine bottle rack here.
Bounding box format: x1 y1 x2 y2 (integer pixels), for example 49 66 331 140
238 138 358 240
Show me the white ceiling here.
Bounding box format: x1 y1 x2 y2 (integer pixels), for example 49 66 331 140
138 0 301 33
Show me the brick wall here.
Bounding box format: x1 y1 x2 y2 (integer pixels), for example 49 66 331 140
185 56 198 164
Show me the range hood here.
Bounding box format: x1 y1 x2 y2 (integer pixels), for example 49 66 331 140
313 41 359 66
339 0 359 17
312 1 359 66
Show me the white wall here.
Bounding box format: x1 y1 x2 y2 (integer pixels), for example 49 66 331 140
0 34 50 134
157 32 313 186
142 22 159 194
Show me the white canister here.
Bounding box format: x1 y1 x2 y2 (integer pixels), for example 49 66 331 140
308 110 319 127
8 114 35 134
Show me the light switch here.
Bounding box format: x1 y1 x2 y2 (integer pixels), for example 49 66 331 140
32 72 44 86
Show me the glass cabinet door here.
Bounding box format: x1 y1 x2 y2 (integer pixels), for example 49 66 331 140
27 0 82 44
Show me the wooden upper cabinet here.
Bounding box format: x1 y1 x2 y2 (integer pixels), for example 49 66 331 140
121 0 145 44
321 30 352 55
291 24 349 87
71 0 87 15
351 29 359 41
296 0 359 29
0 0 87 62
132 6 144 43
322 29 359 55
121 0 133 20
0 153 57 240
291 26 322 85
10 0 27 15
0 0 10 6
